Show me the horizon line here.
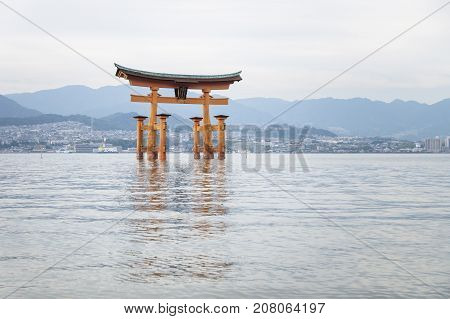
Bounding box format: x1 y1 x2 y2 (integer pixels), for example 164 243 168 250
2 84 449 106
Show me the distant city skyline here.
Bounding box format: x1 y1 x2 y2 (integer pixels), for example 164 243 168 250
4 119 447 154
1 0 449 103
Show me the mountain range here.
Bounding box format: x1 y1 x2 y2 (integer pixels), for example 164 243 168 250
2 85 450 139
0 111 189 131
0 95 41 118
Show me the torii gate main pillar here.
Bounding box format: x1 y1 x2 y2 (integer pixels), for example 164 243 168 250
202 89 214 159
147 87 159 160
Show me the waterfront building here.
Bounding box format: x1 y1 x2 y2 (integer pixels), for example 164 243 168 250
74 143 95 153
32 144 46 152
424 137 442 153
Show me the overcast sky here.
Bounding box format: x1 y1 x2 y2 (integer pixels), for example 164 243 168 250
1 0 449 103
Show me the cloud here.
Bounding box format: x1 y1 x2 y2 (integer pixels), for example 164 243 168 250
0 0 449 103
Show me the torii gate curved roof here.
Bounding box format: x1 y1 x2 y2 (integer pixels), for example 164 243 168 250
115 63 242 90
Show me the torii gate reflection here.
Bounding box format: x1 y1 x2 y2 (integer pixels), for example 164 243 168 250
131 160 228 216
121 159 231 283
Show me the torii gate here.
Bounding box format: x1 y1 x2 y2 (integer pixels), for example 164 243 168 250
115 64 242 160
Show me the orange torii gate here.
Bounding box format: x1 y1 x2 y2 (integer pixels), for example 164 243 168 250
115 64 242 160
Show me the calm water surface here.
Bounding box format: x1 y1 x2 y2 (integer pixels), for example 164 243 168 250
0 153 449 298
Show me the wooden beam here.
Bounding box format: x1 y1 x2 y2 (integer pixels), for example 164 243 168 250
131 94 229 105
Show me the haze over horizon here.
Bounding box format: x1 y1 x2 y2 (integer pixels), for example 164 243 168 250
3 83 450 105
3 84 450 139
1 0 449 104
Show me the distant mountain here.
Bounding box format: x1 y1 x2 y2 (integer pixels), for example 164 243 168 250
4 85 272 123
0 95 41 118
6 85 146 117
233 97 293 117
4 85 450 139
0 114 115 130
307 127 337 137
0 112 191 131
236 97 450 139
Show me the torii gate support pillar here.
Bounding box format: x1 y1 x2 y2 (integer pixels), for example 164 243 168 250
157 113 171 160
214 115 229 160
133 115 147 160
190 117 203 159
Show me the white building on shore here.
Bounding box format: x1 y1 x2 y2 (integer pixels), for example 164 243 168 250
424 136 450 153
